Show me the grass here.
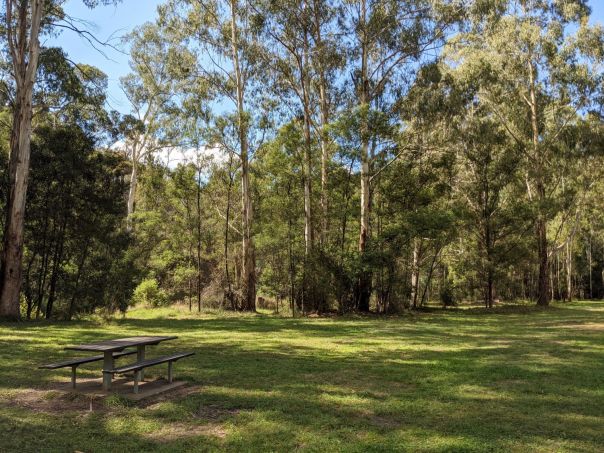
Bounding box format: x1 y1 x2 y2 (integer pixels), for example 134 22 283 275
0 301 603 452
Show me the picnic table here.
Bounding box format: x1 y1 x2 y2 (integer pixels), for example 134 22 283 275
65 336 177 391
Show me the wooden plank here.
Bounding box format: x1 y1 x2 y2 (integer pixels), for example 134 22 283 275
51 377 188 401
105 352 195 374
65 336 178 353
39 350 136 369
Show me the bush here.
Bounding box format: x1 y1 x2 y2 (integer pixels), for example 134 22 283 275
440 279 457 308
132 278 168 307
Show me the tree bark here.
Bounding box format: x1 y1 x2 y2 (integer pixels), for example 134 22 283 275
565 240 572 302
230 0 256 311
355 0 371 312
0 0 44 320
126 158 138 230
528 57 550 307
312 0 330 245
197 164 203 312
223 154 234 308
411 239 420 309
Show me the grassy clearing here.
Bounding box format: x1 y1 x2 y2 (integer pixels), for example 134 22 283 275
0 302 603 452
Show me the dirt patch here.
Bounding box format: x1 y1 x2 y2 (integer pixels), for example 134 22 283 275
195 403 240 421
3 388 107 414
558 323 604 331
369 414 400 429
139 385 203 409
143 421 227 442
4 384 205 414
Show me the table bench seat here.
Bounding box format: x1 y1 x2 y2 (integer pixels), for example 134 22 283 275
104 352 195 393
39 350 137 388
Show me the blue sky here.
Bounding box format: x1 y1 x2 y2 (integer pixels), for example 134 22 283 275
47 0 165 113
48 0 604 115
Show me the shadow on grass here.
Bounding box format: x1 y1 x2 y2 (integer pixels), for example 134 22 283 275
0 302 603 451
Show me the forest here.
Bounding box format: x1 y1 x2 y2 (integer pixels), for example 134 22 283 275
1 0 604 321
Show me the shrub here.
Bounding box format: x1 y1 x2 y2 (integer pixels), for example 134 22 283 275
132 278 168 307
440 279 457 307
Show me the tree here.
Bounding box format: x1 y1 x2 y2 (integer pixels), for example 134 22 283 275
0 0 119 319
119 23 185 227
159 0 269 311
0 0 45 319
340 0 461 311
448 0 604 305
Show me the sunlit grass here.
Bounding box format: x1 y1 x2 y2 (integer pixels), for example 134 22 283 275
0 301 603 452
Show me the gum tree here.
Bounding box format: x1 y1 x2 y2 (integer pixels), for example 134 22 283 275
0 0 119 319
447 0 604 305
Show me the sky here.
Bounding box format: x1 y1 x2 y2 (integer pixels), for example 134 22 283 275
47 0 165 114
48 0 604 115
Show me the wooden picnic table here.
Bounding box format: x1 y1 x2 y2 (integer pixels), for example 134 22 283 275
65 336 177 391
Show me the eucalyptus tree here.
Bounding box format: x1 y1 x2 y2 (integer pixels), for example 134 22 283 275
258 0 342 255
310 0 341 244
408 61 528 308
0 0 119 319
120 23 185 226
446 0 604 306
159 0 268 311
258 0 315 257
339 0 462 311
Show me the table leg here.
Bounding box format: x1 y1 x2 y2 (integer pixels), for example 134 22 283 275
103 351 114 391
71 366 77 389
137 345 145 381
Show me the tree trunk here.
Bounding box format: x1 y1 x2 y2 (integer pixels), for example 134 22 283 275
46 215 67 320
312 0 330 244
528 57 550 307
197 165 203 312
536 214 549 306
565 240 572 302
420 246 441 308
126 159 137 229
68 239 91 321
486 272 494 309
230 0 256 311
0 0 44 319
411 239 420 309
24 252 37 320
223 155 234 307
301 4 314 257
355 0 372 312
588 231 593 299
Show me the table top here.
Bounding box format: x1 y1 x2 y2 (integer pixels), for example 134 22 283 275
65 336 178 352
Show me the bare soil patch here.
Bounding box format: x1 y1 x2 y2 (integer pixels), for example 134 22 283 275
3 388 106 414
195 403 240 420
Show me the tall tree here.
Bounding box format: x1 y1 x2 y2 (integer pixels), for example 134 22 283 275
340 0 459 311
160 0 268 311
0 0 119 319
448 0 604 305
119 23 183 227
0 0 45 318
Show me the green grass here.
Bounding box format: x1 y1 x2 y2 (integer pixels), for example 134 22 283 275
0 302 603 452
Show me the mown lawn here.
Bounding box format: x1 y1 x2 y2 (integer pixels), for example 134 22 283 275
0 302 603 452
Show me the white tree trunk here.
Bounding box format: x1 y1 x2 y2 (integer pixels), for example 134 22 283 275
126 160 138 230
230 0 256 311
0 0 44 319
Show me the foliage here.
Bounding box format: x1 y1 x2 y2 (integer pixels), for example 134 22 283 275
132 278 168 307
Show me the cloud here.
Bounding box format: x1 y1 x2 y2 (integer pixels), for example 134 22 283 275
111 141 230 172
